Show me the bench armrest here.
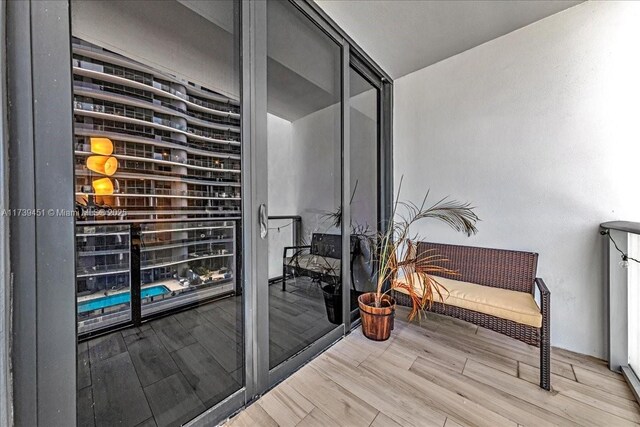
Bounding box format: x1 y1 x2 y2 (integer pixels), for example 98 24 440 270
535 277 550 318
535 277 550 297
535 277 551 390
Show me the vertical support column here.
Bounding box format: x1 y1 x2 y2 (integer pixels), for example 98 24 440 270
8 1 76 425
235 219 242 296
341 43 351 331
628 234 640 369
293 217 302 247
379 80 394 233
0 1 12 425
130 224 142 326
607 229 629 371
32 2 76 423
242 0 269 398
7 1 37 424
168 83 189 283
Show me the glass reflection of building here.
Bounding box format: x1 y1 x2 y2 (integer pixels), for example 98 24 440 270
73 39 241 332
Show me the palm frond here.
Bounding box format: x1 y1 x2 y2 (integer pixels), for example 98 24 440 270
321 180 360 229
361 176 479 320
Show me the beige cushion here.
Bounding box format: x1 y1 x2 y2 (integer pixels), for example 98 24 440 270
285 254 341 275
393 273 542 328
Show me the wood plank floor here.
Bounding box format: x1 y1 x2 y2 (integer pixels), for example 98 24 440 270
78 278 335 427
225 306 640 427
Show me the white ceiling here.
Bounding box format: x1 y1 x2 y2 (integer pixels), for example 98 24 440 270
316 0 582 79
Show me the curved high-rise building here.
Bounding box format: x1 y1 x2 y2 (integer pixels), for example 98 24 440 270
72 38 241 333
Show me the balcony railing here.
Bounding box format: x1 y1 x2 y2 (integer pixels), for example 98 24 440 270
74 102 240 145
76 142 241 173
267 216 302 283
601 221 640 403
76 218 239 337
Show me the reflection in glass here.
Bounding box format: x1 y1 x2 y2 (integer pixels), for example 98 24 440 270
267 0 343 369
72 1 242 425
267 1 342 368
349 67 380 317
140 220 237 317
76 224 131 334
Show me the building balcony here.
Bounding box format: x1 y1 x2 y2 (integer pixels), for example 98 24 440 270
76 238 234 257
74 162 241 188
74 125 241 159
73 102 240 147
72 44 240 113
74 186 241 200
73 82 240 131
75 149 241 177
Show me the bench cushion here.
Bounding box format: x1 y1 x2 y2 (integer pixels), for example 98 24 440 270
394 274 542 328
285 254 341 276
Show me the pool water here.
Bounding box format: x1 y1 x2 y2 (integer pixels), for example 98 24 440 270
78 285 171 313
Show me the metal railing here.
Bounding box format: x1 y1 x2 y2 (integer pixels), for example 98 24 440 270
601 221 640 403
76 218 240 339
267 216 302 283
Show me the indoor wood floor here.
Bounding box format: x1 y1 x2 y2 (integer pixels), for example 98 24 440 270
225 306 640 427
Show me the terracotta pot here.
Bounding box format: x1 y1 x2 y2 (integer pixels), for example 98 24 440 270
358 292 395 341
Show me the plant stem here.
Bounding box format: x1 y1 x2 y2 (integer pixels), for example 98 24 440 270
374 292 382 308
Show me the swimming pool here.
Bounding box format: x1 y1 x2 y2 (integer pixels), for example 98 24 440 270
78 285 171 313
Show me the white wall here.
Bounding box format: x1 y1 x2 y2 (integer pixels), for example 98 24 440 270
394 0 640 357
267 103 342 279
350 89 378 232
267 113 296 279
267 114 296 216
290 103 342 239
267 96 378 281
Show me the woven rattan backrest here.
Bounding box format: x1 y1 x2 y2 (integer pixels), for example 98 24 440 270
311 233 360 259
416 241 538 293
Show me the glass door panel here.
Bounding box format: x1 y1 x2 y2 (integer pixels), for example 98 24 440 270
266 0 344 369
349 67 380 320
72 1 243 425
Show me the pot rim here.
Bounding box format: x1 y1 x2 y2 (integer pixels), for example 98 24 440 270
358 292 395 315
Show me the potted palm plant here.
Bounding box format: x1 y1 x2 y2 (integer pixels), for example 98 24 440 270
358 179 479 341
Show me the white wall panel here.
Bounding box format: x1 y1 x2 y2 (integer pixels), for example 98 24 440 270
394 1 640 357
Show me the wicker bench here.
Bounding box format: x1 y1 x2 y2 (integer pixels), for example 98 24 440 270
392 241 551 390
282 233 360 291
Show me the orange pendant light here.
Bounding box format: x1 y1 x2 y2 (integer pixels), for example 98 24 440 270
92 177 114 195
87 137 117 196
86 155 118 176
90 137 114 155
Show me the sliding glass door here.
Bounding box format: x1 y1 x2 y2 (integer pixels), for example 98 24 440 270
349 64 383 321
265 0 345 370
71 1 244 426
8 1 392 425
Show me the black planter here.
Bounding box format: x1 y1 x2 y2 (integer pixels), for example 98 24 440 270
321 285 363 325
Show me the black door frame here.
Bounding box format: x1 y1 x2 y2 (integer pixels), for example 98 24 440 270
6 1 393 425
